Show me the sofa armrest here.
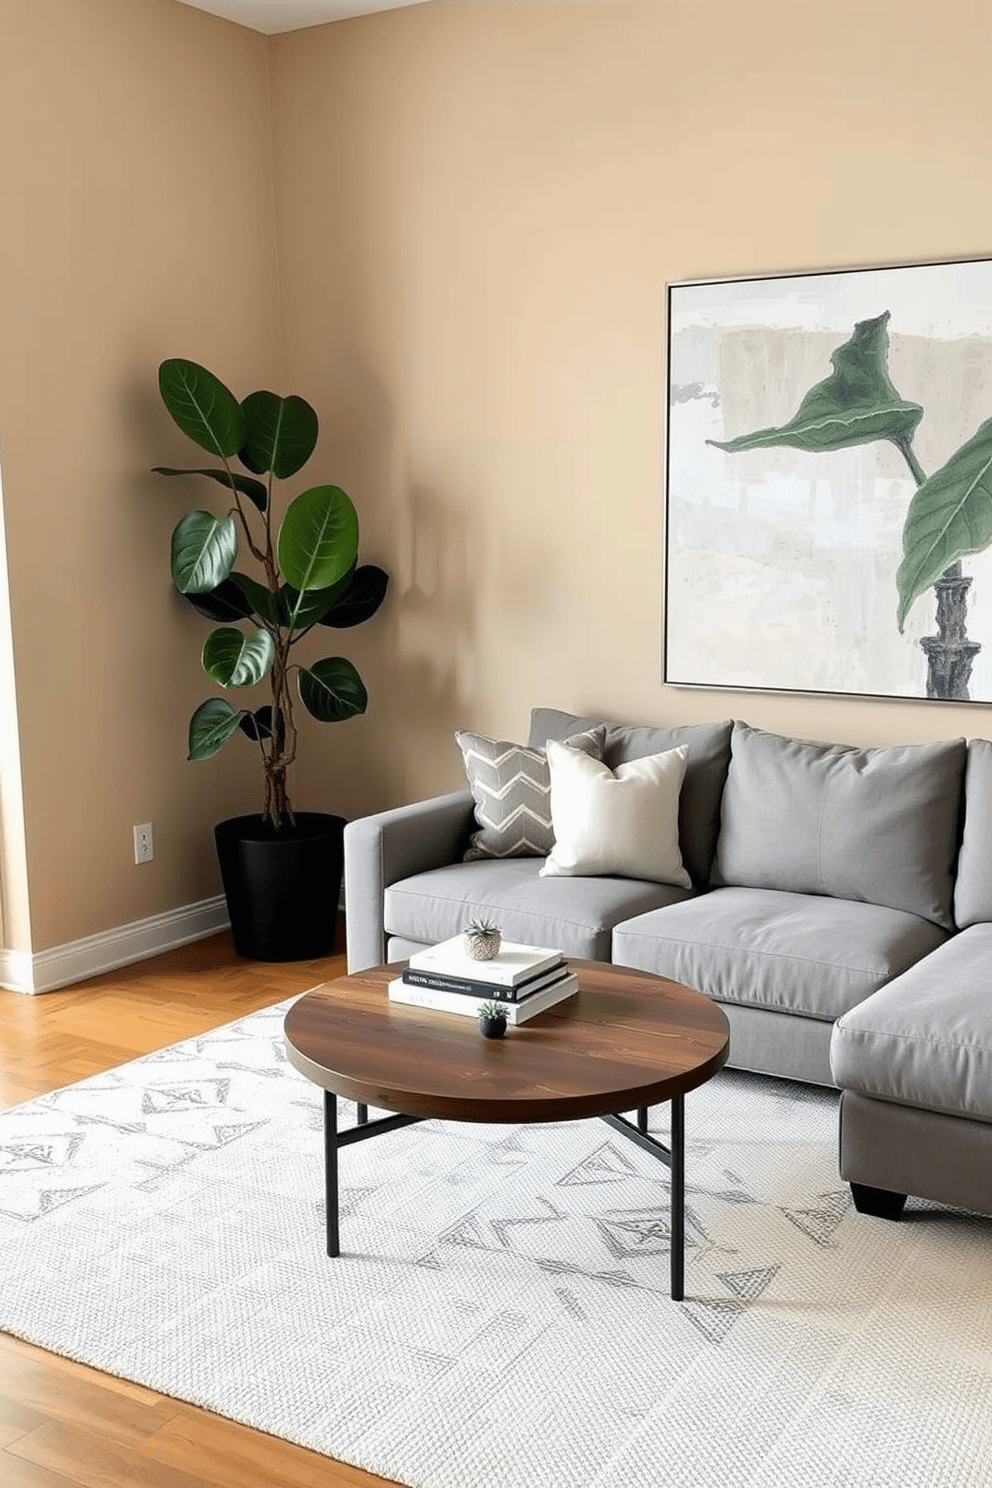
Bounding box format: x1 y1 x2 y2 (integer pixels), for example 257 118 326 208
344 791 476 971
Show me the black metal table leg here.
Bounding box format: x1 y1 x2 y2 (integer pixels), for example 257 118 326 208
324 1089 339 1257
599 1096 686 1301
322 1106 425 1256
670 1094 685 1301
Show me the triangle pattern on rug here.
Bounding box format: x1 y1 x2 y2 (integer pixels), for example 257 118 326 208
189 1120 268 1149
557 1140 640 1185
490 1197 568 1249
214 1058 286 1080
73 1113 149 1135
0 1134 84 1172
717 1264 781 1300
439 1211 493 1252
485 1135 530 1167
340 1185 377 1218
688 1177 757 1206
536 1255 660 1293
680 1296 746 1343
0 1183 105 1223
780 1189 852 1247
414 1248 446 1270
596 1206 678 1259
141 1079 231 1114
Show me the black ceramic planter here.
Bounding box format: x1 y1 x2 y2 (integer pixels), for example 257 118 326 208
214 811 345 962
478 1013 507 1039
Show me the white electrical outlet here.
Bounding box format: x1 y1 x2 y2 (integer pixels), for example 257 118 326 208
133 822 154 864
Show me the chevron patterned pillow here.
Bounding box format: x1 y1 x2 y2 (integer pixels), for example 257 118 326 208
455 726 606 859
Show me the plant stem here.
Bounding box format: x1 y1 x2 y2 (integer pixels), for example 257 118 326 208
891 435 927 489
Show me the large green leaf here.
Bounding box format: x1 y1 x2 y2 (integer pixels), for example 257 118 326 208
708 312 924 456
278 485 359 593
240 391 318 479
188 698 243 760
170 511 237 594
202 626 275 687
297 657 368 722
152 465 267 513
896 416 992 629
229 571 282 625
319 564 389 628
280 564 355 630
281 584 338 630
159 360 246 459
182 578 253 623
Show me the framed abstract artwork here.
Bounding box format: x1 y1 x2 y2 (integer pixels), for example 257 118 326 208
665 257 992 702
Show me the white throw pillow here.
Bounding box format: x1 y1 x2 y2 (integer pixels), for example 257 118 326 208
539 740 692 886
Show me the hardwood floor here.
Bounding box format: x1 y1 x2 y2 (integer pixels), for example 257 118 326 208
0 923 402 1488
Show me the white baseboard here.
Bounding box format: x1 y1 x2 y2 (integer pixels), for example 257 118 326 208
0 895 230 995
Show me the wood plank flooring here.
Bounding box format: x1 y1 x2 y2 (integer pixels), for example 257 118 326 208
0 923 402 1488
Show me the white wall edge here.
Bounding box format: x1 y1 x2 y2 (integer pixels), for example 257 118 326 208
0 895 230 995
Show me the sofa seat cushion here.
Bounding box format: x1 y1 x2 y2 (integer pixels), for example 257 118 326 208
384 859 693 962
830 924 992 1124
612 887 948 1022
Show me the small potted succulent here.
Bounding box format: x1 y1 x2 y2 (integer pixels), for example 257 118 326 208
464 920 502 961
478 1000 508 1039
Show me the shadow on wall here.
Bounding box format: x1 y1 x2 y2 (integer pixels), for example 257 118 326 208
311 479 478 819
364 480 477 810
307 351 481 812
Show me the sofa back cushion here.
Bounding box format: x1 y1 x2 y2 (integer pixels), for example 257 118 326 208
954 738 992 928
528 708 732 887
711 722 966 929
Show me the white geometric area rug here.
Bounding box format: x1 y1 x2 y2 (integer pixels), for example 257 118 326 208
1 1004 990 1488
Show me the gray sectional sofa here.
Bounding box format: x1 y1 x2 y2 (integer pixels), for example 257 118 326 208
344 707 992 1222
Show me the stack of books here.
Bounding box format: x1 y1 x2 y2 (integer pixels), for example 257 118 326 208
388 936 577 1025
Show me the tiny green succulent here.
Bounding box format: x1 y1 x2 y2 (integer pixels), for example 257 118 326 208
478 1000 508 1020
467 920 500 937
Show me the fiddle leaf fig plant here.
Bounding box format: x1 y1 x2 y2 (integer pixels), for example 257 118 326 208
154 358 389 829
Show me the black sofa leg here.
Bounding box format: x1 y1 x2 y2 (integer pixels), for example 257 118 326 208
850 1182 907 1220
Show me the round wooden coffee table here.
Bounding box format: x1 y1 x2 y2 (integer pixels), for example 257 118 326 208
284 958 730 1300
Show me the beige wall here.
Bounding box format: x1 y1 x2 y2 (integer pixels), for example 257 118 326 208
0 0 281 951
271 0 992 826
3 0 992 956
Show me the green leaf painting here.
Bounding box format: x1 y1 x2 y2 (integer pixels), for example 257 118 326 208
708 313 924 458
896 418 992 629
669 263 992 704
